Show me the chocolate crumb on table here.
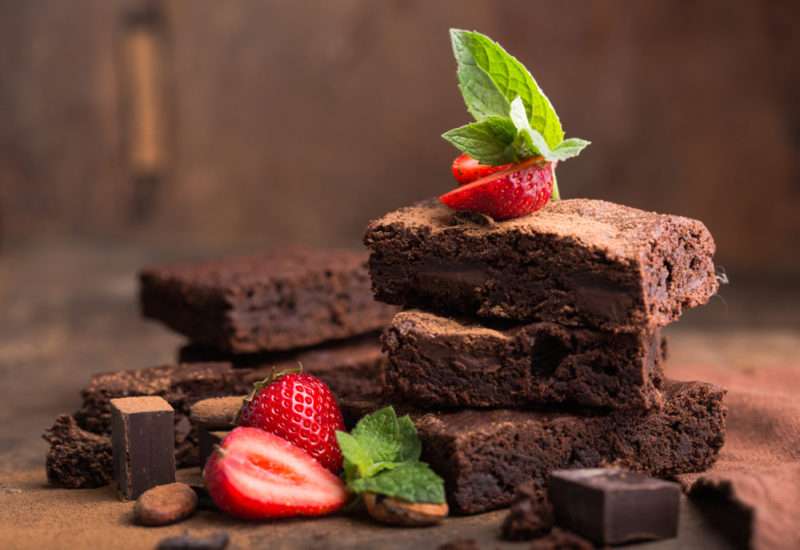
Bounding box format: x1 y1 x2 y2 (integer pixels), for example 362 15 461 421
140 244 398 353
383 309 665 410
364 198 718 333
43 414 112 489
111 396 175 500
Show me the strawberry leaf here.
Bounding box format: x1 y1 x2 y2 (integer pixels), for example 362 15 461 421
450 29 564 148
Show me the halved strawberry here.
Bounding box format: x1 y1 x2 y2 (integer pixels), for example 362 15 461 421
203 427 348 519
440 156 554 220
451 154 511 185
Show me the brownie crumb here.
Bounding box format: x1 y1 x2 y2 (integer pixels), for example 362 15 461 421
43 414 112 488
501 483 554 541
436 539 481 550
529 528 594 550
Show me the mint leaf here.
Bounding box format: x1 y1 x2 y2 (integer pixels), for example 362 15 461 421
549 137 591 161
336 407 445 505
509 96 551 159
351 406 401 464
348 462 446 504
396 415 421 462
450 29 564 148
442 117 518 165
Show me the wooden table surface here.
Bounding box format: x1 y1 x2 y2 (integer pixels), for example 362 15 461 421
2 242 798 549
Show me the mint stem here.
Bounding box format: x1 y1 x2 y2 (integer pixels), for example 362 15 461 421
551 166 560 201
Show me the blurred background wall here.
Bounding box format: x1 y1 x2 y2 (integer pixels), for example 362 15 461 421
1 0 799 279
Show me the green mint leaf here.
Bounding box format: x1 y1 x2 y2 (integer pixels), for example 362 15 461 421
396 415 421 462
450 29 564 148
335 431 368 479
347 462 446 504
442 117 519 165
509 96 551 159
549 137 591 161
351 406 401 464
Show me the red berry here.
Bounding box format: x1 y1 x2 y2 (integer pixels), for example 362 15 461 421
440 157 554 220
451 153 510 185
204 427 349 519
237 371 345 472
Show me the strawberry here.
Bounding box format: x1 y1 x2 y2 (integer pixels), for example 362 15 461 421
236 369 345 472
440 156 555 220
204 427 349 519
451 154 511 185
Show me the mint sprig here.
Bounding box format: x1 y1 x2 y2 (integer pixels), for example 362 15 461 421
443 29 589 175
335 407 445 505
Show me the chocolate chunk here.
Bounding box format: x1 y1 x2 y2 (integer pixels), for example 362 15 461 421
140 244 398 353
134 482 197 526
189 397 243 430
43 414 112 488
364 198 717 332
156 531 229 550
111 396 175 500
549 468 680 545
197 429 230 468
383 309 665 410
529 528 594 550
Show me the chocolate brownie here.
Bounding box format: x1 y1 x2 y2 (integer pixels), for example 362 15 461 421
178 332 386 400
140 244 398 353
341 380 726 515
383 309 665 410
43 414 112 489
363 199 718 332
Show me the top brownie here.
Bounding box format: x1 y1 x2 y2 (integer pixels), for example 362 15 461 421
363 199 718 332
140 244 398 353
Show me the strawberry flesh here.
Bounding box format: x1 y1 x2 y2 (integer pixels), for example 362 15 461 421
451 153 510 185
441 157 554 220
203 427 349 519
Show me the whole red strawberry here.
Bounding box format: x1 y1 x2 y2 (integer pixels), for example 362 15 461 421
451 153 511 185
236 368 345 472
440 156 555 220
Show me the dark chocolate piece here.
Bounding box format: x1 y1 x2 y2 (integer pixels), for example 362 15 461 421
43 414 112 489
364 199 717 332
111 396 176 500
198 429 230 468
140 244 398 353
549 468 680 545
341 380 726 515
383 309 665 410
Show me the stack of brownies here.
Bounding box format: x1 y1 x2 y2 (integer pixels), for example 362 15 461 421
361 198 727 515
44 244 397 488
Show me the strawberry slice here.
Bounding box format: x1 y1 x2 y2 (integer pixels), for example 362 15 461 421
451 154 511 185
203 427 349 519
440 156 554 220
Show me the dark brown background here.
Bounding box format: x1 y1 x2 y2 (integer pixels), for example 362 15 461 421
1 0 799 275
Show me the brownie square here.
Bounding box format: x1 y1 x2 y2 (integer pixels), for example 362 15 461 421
140 244 398 353
177 332 386 400
341 380 726 515
363 199 718 332
383 309 665 410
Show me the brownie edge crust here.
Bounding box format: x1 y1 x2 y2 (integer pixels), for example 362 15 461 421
363 199 718 332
